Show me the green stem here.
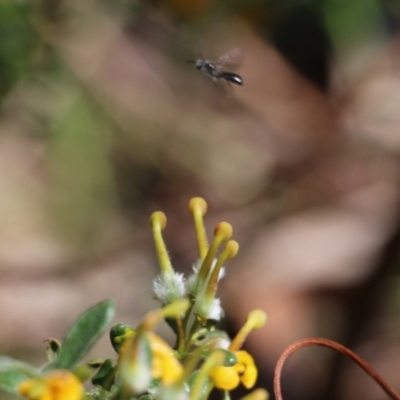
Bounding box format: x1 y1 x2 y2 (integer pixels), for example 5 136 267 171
182 301 195 334
185 318 201 353
176 317 186 355
189 351 225 400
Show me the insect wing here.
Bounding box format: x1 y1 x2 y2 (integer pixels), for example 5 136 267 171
217 48 244 70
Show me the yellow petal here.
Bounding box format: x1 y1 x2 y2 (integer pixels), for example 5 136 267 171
236 351 258 389
160 355 184 385
19 371 83 400
209 366 240 391
148 332 183 384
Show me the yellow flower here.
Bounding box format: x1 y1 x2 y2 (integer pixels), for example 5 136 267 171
208 310 267 391
18 370 83 400
119 330 183 390
147 331 183 385
209 350 257 391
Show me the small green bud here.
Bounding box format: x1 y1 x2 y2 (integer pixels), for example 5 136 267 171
109 323 135 353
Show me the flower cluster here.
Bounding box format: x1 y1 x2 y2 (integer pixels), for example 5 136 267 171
0 197 267 400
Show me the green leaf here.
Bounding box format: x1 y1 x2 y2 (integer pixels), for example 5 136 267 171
164 317 179 338
74 358 104 382
0 356 38 395
91 359 115 389
46 300 115 371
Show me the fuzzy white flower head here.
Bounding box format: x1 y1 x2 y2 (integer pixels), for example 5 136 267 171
153 272 186 304
195 296 224 321
213 336 231 350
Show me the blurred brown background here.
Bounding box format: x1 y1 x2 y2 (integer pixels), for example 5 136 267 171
1 0 400 399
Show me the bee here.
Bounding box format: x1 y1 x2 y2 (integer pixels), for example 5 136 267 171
187 45 244 87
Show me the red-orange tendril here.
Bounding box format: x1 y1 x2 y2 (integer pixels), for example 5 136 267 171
274 337 400 400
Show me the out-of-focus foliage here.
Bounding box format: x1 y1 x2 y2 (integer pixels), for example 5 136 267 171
1 1 400 400
0 2 37 97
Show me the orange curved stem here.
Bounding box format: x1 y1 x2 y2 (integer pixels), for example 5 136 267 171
274 337 400 400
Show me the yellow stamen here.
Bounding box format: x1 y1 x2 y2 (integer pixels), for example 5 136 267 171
197 222 233 290
139 299 190 331
205 240 239 300
188 197 209 259
160 299 190 319
150 211 173 276
229 310 267 352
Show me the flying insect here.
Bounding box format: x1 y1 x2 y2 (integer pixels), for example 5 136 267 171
187 46 244 87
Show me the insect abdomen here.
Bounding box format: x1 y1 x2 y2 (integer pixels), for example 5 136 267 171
219 72 243 86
